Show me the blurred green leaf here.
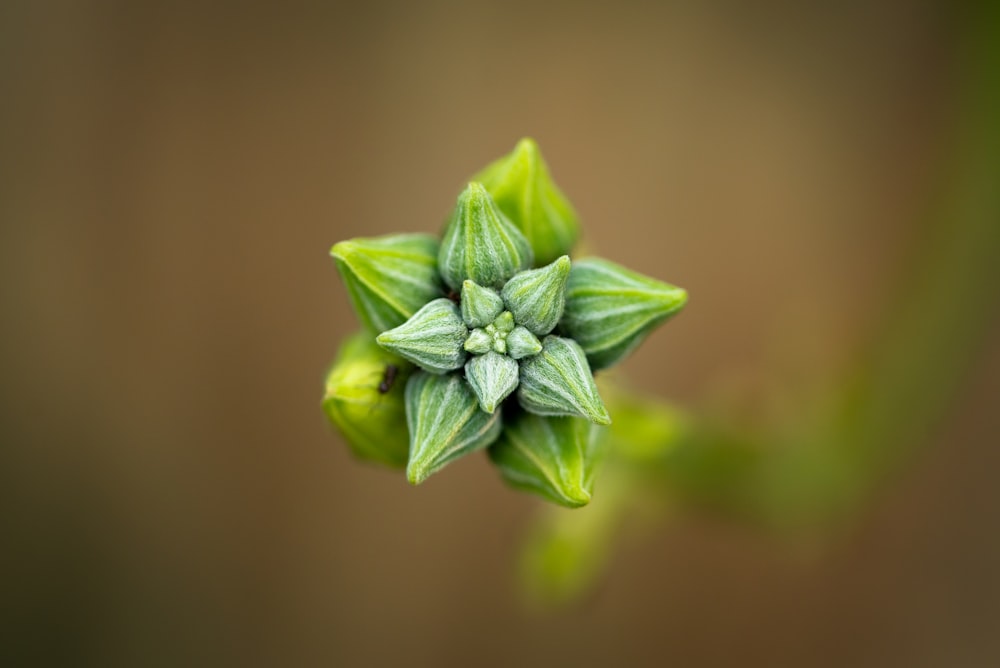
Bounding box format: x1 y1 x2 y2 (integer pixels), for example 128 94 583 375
322 333 413 468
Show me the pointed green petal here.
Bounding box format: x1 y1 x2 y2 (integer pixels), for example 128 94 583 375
473 138 581 266
501 255 571 335
460 280 504 328
489 413 603 507
331 234 443 333
375 298 467 374
404 371 503 484
464 328 492 354
506 326 542 359
560 258 687 370
438 182 533 290
465 351 519 413
517 336 611 425
322 333 413 468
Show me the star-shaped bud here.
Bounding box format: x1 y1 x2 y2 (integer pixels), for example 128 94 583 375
473 138 580 266
517 336 610 425
465 351 519 413
460 280 504 328
322 333 412 468
331 234 442 333
405 371 503 484
501 255 571 335
328 140 689 505
489 412 603 507
561 258 688 370
376 298 467 374
438 182 533 290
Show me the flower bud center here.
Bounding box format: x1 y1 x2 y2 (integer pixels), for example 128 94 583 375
485 311 515 353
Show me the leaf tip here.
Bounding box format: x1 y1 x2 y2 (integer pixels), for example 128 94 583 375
591 408 612 426
329 240 354 261
562 485 592 508
514 136 540 159
673 287 689 309
406 461 431 485
465 180 490 200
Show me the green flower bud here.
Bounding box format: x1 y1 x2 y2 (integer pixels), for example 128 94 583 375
325 140 689 503
464 328 492 354
501 255 571 335
489 412 603 507
376 298 467 374
561 258 688 370
505 326 542 359
405 371 503 484
493 310 515 333
517 336 611 425
331 234 442 333
322 333 413 467
438 182 533 290
465 351 519 413
460 280 504 328
473 138 581 266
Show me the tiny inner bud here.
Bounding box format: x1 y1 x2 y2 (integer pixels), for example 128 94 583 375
494 311 515 333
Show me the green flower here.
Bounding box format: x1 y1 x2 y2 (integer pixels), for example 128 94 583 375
324 139 686 506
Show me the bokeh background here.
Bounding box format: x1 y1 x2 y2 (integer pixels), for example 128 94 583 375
2 1 998 666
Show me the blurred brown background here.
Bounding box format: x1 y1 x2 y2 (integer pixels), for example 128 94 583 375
2 1 998 666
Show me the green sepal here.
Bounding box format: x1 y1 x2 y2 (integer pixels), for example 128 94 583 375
465 351 519 413
438 182 533 290
375 298 467 374
473 138 581 266
331 234 442 333
489 412 603 507
501 255 571 335
517 336 611 425
404 371 503 484
464 328 492 354
322 333 413 468
506 326 542 359
460 280 504 328
560 257 687 370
